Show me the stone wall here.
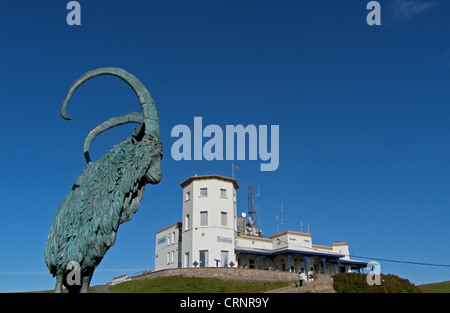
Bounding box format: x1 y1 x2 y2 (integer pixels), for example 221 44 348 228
131 267 299 282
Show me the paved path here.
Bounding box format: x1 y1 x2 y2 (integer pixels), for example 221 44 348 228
266 275 335 293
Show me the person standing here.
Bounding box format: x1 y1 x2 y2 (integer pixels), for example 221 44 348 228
298 271 306 287
308 267 315 281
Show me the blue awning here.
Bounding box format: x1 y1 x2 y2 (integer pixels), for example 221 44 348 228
235 248 345 259
329 259 369 266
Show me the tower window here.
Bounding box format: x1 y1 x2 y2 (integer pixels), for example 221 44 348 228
200 211 208 226
199 250 209 267
221 212 227 227
185 252 190 268
185 214 191 230
185 191 191 201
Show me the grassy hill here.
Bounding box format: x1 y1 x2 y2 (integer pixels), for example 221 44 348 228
108 276 293 293
38 273 448 293
418 281 450 293
109 273 423 293
332 273 421 293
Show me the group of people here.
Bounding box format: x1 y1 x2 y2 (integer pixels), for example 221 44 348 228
298 268 316 286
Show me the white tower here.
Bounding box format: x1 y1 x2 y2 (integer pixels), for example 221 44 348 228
180 175 239 268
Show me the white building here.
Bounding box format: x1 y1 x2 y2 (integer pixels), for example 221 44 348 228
155 222 182 271
155 174 367 276
108 274 131 285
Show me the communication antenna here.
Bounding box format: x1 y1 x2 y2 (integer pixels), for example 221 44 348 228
276 203 283 233
237 212 247 236
247 185 260 228
300 221 310 233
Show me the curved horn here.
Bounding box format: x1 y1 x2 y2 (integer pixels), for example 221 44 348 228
83 112 144 163
61 67 160 139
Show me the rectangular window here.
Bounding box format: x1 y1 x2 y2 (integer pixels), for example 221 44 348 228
220 188 227 198
167 252 170 265
221 251 229 267
185 252 190 268
171 251 174 263
185 191 191 201
200 211 208 226
171 231 175 244
221 212 227 227
199 250 209 267
200 188 208 197
185 214 190 230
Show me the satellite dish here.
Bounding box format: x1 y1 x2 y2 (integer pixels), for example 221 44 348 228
241 212 246 218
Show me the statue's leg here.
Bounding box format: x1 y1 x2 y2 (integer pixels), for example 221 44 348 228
80 273 92 293
54 275 63 293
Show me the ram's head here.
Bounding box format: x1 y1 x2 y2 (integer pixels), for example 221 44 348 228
61 67 163 184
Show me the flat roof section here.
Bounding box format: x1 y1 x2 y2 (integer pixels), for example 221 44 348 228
156 222 182 234
180 174 240 189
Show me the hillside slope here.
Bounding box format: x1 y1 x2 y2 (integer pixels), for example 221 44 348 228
332 273 421 293
418 281 450 293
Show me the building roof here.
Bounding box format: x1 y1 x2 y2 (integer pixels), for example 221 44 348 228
180 174 240 189
269 230 312 238
237 235 272 243
155 222 182 234
331 241 349 246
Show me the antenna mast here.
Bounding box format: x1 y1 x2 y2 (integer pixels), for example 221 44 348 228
276 203 283 233
300 221 310 233
247 185 259 228
246 185 263 237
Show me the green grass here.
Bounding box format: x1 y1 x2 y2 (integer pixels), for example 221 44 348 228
38 273 449 293
418 281 450 293
31 286 98 293
108 276 293 293
332 273 421 293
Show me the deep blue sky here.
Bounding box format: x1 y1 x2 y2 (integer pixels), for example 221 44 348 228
0 1 448 292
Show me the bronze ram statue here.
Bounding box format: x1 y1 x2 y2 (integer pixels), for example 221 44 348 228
44 67 163 293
